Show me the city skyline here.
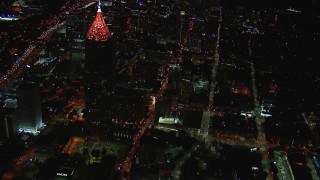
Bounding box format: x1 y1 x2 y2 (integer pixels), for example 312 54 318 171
0 0 320 179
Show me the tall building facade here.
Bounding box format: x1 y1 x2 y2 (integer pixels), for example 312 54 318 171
66 6 93 68
16 82 42 134
70 35 86 68
84 2 115 124
0 106 18 140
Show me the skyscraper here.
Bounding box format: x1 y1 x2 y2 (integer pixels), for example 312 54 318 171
0 105 18 140
85 1 114 76
85 1 114 124
16 82 42 134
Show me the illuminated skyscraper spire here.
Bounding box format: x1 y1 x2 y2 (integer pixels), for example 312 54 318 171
86 0 111 41
97 0 102 12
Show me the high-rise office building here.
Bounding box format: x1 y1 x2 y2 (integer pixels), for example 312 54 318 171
0 105 18 140
85 2 114 76
70 34 86 68
84 2 115 124
16 82 42 134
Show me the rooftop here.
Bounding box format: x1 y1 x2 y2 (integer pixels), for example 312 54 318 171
86 2 111 42
17 82 38 91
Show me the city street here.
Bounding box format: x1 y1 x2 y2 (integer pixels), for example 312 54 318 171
248 36 271 178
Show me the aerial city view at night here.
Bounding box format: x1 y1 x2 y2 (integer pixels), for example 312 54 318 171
0 0 320 179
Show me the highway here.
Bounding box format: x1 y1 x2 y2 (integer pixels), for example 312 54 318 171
0 0 97 89
2 149 35 180
1 1 97 179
